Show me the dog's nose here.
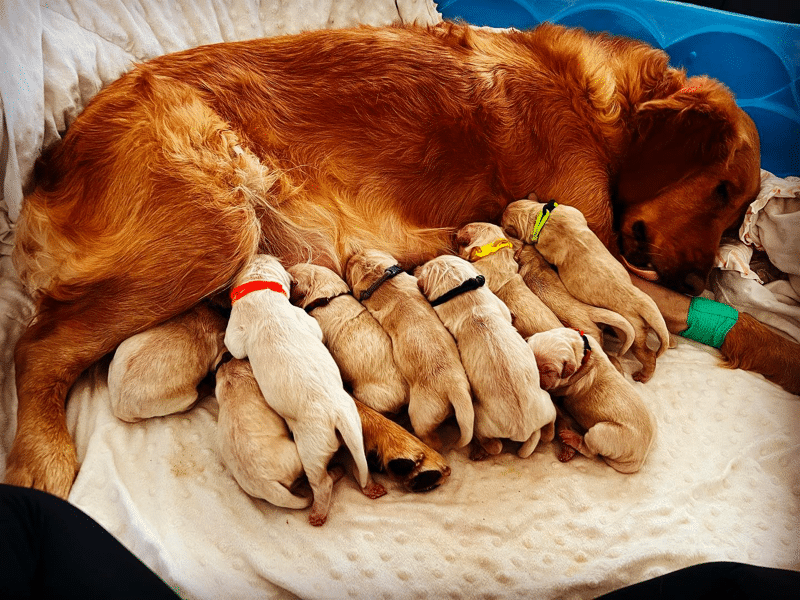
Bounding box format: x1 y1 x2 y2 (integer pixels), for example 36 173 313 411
681 271 707 296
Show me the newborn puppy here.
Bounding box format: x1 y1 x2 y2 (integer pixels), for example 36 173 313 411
345 250 474 449
225 254 385 526
455 222 562 338
108 302 227 422
215 357 310 509
528 328 656 473
515 243 635 355
503 199 670 382
288 263 408 414
416 255 555 459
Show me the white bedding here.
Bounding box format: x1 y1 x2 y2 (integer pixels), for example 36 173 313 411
1 2 799 599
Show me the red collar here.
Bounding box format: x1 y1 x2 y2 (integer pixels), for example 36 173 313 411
230 280 289 304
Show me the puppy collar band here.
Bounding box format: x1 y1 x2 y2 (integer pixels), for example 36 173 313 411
573 329 592 373
359 265 403 301
230 280 289 304
430 275 486 307
304 291 351 313
470 238 513 260
529 200 558 243
679 296 738 348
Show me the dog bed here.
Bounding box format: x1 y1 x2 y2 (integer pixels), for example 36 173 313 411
1 2 798 599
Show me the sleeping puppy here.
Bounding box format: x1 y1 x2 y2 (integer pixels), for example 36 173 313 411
515 243 635 356
345 250 474 449
225 254 385 526
288 263 408 414
415 255 555 459
527 328 656 473
455 222 563 337
502 199 670 382
107 302 227 422
215 357 311 509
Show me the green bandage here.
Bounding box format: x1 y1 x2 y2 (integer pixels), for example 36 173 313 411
679 296 739 348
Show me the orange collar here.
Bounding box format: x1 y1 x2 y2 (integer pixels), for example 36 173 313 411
230 280 289 304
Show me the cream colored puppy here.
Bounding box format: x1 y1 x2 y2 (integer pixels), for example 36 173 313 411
225 254 385 526
527 328 656 473
455 222 562 338
515 243 635 355
108 302 227 422
288 263 408 414
502 199 670 382
215 357 311 509
345 250 474 449
416 255 556 459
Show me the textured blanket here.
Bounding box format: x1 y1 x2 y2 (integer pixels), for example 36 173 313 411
1 2 798 599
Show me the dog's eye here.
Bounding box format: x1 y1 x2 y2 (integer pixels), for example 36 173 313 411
715 182 730 204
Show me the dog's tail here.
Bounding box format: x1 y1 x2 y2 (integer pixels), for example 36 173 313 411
261 481 313 510
587 306 636 355
451 385 475 448
635 290 671 357
336 399 371 489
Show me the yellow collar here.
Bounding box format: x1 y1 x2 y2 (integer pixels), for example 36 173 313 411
469 238 513 260
529 200 559 243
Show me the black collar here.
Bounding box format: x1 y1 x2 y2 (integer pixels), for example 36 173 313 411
359 265 404 301
429 275 486 307
214 351 235 375
304 291 351 313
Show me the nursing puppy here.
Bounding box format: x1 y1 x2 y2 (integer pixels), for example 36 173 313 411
225 254 385 526
528 328 656 473
345 250 474 449
107 302 227 422
455 222 562 337
288 263 407 414
215 357 311 509
502 199 670 381
416 255 555 459
515 243 635 355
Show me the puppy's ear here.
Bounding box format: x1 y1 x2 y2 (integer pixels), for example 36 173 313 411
223 318 248 360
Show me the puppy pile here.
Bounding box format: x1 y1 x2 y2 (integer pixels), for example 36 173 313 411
107 200 664 525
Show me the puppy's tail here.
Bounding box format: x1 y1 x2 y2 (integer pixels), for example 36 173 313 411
261 481 313 510
337 400 371 489
635 290 671 358
586 306 636 355
450 385 475 448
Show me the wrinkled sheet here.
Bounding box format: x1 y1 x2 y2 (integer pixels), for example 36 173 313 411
1 2 799 599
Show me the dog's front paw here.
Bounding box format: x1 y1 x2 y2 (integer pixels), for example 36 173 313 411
4 432 79 499
558 428 584 458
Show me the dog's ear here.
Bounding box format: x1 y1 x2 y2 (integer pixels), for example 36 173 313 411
632 76 744 165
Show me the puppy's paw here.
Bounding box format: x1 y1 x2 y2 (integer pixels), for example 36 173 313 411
469 439 490 461
558 428 584 456
362 479 388 500
556 442 577 462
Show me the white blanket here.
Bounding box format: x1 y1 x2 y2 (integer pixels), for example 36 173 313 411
1 2 799 599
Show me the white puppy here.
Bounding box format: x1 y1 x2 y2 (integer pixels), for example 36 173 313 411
527 328 656 473
288 263 408 414
215 357 311 509
108 302 227 422
346 250 474 449
416 255 555 459
225 254 385 526
502 199 670 382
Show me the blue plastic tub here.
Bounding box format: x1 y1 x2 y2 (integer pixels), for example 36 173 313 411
438 0 800 176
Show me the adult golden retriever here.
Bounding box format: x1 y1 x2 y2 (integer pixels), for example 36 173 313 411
8 22 792 498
